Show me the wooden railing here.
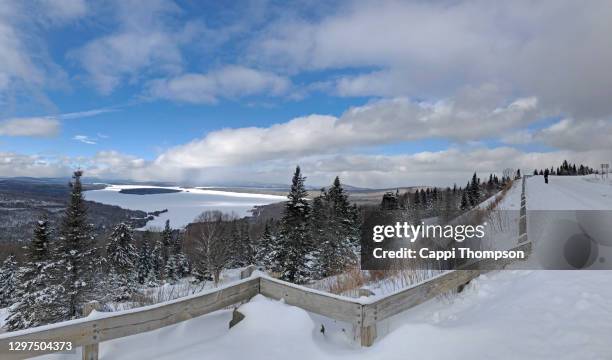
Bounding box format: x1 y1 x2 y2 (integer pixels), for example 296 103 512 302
0 178 532 359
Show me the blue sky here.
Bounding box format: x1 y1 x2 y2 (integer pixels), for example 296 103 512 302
1 1 611 187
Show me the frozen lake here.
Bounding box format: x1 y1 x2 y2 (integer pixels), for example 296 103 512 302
85 185 286 229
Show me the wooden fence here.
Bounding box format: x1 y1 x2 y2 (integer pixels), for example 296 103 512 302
0 178 531 359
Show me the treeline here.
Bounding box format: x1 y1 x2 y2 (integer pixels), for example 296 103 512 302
380 171 515 220
533 160 596 176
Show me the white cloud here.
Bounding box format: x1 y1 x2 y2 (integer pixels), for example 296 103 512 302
0 152 69 177
0 117 60 137
155 89 539 168
148 66 291 103
536 118 612 151
73 135 96 145
250 1 612 119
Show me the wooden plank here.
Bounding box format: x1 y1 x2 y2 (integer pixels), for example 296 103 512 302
365 270 481 325
95 278 260 342
0 278 260 359
0 321 94 360
259 278 362 324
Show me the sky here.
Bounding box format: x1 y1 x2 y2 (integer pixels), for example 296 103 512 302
1 0 611 188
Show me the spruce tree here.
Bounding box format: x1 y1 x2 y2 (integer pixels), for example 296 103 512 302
106 223 138 301
276 166 312 283
57 170 97 318
309 177 360 279
172 233 190 279
151 235 164 282
6 218 66 330
0 255 17 307
256 221 277 270
161 220 172 265
136 238 152 285
460 191 469 210
468 173 480 206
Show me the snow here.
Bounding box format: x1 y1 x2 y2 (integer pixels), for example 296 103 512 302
85 185 286 229
0 308 8 333
524 175 612 269
30 271 612 360
526 175 612 210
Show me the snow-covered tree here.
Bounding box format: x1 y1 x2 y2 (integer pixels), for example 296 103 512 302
136 238 153 285
164 255 179 284
0 255 17 307
151 236 164 282
57 170 97 318
106 223 138 301
310 177 360 279
6 218 66 330
106 223 137 272
255 221 278 270
460 191 469 210
161 220 172 265
276 166 312 283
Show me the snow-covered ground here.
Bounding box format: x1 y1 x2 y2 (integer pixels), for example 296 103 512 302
525 175 612 270
85 185 285 228
527 175 612 210
33 270 612 360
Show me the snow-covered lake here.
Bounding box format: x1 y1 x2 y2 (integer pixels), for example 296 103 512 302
85 185 286 229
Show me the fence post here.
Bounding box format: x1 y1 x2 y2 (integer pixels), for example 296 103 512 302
360 305 377 347
82 301 101 360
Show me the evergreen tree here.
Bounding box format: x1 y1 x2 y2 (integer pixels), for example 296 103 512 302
0 255 17 307
106 223 138 301
309 177 360 279
468 173 480 206
255 221 277 269
460 191 469 210
7 218 66 330
276 166 312 283
161 220 172 265
106 223 137 272
151 235 164 282
164 255 179 284
136 238 152 285
57 170 97 318
173 234 190 279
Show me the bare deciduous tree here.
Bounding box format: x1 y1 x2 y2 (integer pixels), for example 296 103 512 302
191 211 236 285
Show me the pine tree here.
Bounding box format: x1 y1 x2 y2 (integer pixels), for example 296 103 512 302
460 191 469 210
164 255 179 284
161 220 172 265
276 166 312 283
57 170 97 319
136 239 152 285
107 223 137 272
255 221 277 270
0 255 17 307
7 218 66 330
468 173 480 206
174 237 190 279
106 223 138 301
309 177 360 279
